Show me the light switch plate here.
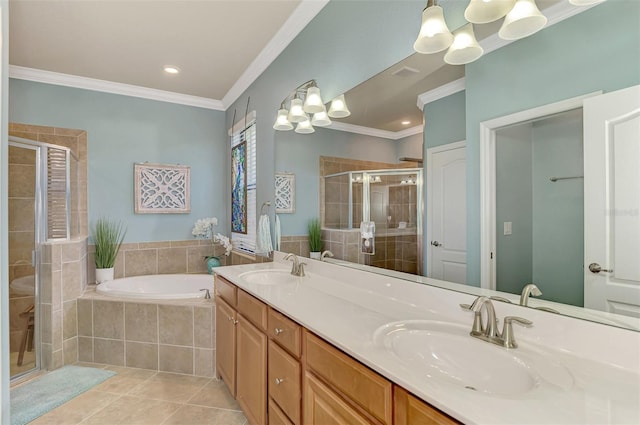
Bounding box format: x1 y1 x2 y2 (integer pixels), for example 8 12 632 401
504 221 512 236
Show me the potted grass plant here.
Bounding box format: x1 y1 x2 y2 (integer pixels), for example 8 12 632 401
92 218 126 284
308 218 322 260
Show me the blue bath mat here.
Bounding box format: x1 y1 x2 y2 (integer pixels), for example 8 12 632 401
10 365 116 425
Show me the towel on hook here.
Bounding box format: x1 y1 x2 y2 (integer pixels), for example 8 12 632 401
256 214 273 254
274 214 281 251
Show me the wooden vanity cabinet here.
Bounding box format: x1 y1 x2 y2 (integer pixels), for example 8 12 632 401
215 298 237 396
268 308 303 425
394 387 459 425
214 276 268 425
215 275 458 425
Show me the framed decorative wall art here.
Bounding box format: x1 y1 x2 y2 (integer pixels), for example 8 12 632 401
275 172 295 214
134 163 190 214
231 142 247 234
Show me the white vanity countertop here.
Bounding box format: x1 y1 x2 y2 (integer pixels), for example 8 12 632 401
214 255 640 425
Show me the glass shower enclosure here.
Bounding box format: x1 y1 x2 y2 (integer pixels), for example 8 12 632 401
323 168 423 274
8 136 78 380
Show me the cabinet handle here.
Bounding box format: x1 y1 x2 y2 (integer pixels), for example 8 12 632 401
233 319 238 325
274 328 285 335
274 378 284 385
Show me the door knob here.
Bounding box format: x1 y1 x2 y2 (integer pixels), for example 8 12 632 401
430 241 442 247
588 263 613 274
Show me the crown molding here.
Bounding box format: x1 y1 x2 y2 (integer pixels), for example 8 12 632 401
328 121 422 140
480 1 601 56
9 65 225 110
221 0 330 108
417 78 465 111
9 0 329 111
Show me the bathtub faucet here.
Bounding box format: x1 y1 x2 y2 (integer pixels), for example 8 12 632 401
200 288 211 299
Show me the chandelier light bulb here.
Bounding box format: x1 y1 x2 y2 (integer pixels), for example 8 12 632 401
413 2 453 54
287 98 307 123
328 94 351 118
295 118 315 134
273 109 293 131
303 86 325 113
311 109 332 127
464 0 515 24
444 23 484 65
499 0 547 40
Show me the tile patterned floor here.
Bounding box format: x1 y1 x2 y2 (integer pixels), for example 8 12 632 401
26 363 247 425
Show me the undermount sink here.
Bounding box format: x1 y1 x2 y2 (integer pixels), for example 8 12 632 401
238 269 303 285
373 320 573 396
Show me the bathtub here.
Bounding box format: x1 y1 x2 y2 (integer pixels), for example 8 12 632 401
96 274 213 299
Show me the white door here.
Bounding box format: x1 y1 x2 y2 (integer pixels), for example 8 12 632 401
584 85 640 316
427 141 467 284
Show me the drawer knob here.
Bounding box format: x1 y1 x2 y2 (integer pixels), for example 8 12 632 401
274 328 285 335
274 378 284 385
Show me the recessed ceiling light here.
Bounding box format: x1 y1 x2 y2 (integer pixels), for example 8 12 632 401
401 120 411 125
163 65 180 74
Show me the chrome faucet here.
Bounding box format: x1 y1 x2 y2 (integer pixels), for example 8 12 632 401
320 250 334 261
520 283 542 306
284 253 307 277
461 296 532 349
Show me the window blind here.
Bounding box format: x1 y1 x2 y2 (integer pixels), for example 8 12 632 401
231 116 257 253
47 148 69 239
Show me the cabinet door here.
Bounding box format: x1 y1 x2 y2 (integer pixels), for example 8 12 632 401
394 387 459 425
303 372 370 425
237 315 267 425
215 298 237 396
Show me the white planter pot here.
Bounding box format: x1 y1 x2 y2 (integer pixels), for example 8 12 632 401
310 251 321 260
95 267 114 284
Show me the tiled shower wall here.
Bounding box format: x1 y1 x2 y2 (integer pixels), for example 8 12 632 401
40 238 89 370
9 123 89 370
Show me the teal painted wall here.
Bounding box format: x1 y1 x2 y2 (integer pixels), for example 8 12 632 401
495 124 534 294
227 0 425 238
465 0 640 286
9 79 227 242
422 90 466 273
531 111 584 307
275 128 398 235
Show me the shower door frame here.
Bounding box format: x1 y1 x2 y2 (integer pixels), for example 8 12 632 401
8 139 44 380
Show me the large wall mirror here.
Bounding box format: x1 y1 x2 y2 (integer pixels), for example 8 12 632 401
274 0 640 331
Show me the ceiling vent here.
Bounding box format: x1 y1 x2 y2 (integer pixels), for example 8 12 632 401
391 66 420 78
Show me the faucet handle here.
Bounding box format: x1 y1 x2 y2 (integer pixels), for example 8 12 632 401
501 316 532 349
298 262 307 277
459 303 471 310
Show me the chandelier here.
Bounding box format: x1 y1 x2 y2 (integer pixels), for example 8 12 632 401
272 80 351 134
414 0 606 65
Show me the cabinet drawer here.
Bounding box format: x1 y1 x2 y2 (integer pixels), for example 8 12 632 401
237 289 267 331
268 340 301 425
268 308 301 358
214 276 237 308
305 331 392 425
303 371 370 425
269 398 294 425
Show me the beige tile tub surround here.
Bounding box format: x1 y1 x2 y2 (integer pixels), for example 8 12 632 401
87 239 230 283
77 291 216 377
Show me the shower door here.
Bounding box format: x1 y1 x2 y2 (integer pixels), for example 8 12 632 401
8 142 42 378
